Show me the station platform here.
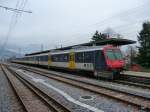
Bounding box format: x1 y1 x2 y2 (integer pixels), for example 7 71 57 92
122 71 150 78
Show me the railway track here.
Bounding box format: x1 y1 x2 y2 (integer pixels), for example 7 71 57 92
113 80 150 90
11 63 150 86
120 74 150 85
1 65 71 112
18 65 150 94
9 63 150 87
7 63 150 94
10 65 150 111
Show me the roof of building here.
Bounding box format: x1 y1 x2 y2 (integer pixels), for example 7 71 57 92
25 38 136 56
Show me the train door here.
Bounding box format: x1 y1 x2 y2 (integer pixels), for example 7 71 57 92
94 50 106 70
69 51 76 69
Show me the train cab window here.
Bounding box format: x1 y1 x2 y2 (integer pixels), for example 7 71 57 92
106 50 123 60
106 50 116 60
114 50 123 60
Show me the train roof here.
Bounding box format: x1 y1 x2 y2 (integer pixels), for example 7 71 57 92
25 52 49 57
24 46 121 57
25 38 136 56
25 46 104 56
50 46 104 55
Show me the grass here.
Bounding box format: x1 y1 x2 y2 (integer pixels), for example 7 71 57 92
140 66 150 72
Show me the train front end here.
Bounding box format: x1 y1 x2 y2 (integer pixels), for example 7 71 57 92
103 46 125 79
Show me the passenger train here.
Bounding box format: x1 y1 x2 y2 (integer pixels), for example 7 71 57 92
12 45 125 79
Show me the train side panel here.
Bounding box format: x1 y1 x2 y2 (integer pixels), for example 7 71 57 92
12 46 125 79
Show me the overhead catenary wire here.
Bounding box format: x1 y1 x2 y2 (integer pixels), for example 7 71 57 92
1 1 149 54
12 0 28 28
0 0 31 58
0 4 32 13
86 1 150 28
63 1 150 42
0 0 21 53
56 3 150 48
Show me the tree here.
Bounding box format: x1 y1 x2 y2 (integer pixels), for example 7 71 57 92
91 30 107 42
104 28 123 39
103 28 116 37
126 46 138 65
137 21 150 66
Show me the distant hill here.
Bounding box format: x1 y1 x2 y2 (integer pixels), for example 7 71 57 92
0 49 20 59
0 43 48 59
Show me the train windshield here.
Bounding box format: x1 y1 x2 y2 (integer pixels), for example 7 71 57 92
106 49 123 60
114 50 123 59
106 50 116 60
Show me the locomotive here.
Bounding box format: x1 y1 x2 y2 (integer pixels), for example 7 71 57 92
12 45 125 79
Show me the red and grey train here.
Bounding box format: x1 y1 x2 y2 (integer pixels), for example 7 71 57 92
12 45 125 79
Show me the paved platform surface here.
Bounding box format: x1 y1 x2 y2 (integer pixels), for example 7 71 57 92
123 71 150 78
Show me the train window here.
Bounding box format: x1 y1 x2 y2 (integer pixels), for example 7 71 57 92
64 54 69 62
84 51 93 63
33 56 36 61
75 52 84 63
39 56 41 61
58 54 63 62
35 56 39 61
62 54 69 62
106 50 123 60
106 50 116 60
51 55 58 62
29 57 33 61
41 56 43 61
39 56 42 61
44 55 48 61
51 54 69 62
60 54 64 62
55 56 58 61
41 55 48 61
114 50 122 59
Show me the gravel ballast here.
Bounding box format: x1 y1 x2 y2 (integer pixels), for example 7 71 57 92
0 67 25 112
14 68 141 112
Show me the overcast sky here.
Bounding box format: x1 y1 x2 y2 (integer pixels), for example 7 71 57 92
0 0 150 54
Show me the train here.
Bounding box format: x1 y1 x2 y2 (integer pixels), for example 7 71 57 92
11 45 125 79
